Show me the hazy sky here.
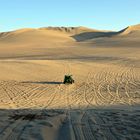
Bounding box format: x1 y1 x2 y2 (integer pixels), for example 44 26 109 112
0 0 140 32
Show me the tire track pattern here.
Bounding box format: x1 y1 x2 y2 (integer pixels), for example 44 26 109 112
0 65 139 139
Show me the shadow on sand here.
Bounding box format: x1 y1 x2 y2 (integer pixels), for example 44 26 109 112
22 81 63 85
0 109 70 140
71 31 117 42
0 107 140 140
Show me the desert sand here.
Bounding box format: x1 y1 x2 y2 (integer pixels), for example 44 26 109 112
0 24 140 140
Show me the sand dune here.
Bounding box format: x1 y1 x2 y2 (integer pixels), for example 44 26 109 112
0 24 140 60
0 28 74 44
0 24 140 140
118 24 140 35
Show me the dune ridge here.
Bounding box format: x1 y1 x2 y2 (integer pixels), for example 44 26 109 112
118 24 140 35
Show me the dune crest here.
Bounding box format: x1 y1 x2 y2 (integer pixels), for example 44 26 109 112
39 26 98 35
118 24 140 35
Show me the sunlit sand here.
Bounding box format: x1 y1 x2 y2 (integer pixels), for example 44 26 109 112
0 25 140 140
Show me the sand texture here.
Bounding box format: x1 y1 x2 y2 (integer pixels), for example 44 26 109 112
0 24 140 140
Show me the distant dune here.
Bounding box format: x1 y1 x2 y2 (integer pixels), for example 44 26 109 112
0 23 140 60
0 24 140 43
0 24 140 42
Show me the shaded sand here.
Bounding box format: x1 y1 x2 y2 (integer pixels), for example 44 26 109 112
0 24 140 139
0 108 140 140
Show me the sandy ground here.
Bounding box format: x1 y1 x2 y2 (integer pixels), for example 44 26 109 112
0 60 140 109
0 25 140 140
0 60 139 140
